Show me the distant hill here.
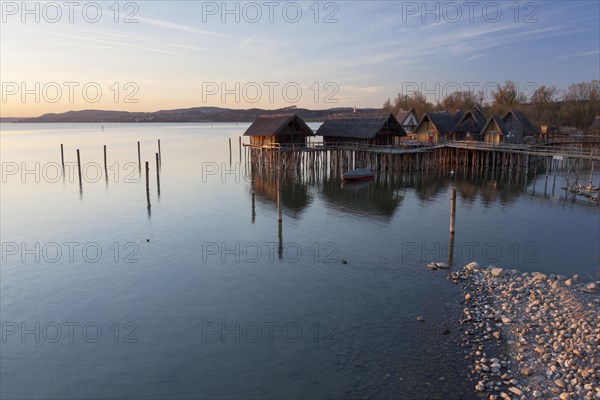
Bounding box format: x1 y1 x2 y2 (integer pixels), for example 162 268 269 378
14 107 381 123
0 117 26 123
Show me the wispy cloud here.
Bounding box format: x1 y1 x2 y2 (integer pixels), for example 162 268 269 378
557 50 600 60
137 16 240 39
51 32 182 55
344 86 385 94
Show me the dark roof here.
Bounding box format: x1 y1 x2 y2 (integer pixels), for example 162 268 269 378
480 115 509 137
502 110 537 136
243 114 314 137
454 107 487 133
316 113 406 139
591 116 600 130
452 109 464 125
414 112 456 136
395 107 417 125
454 119 482 133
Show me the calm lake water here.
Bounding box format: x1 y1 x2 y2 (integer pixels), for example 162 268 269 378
1 123 599 399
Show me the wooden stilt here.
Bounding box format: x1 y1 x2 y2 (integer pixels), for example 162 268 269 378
76 149 82 186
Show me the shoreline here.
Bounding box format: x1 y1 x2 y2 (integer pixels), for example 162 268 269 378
449 263 599 399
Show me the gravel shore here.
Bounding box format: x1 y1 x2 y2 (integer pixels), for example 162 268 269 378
448 262 600 400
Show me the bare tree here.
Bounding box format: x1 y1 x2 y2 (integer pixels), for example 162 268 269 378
440 91 480 112
392 91 432 118
560 80 600 129
531 85 559 124
382 98 393 112
491 81 527 115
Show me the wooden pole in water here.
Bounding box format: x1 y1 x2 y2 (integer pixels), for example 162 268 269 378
155 153 160 196
137 141 141 172
103 145 108 182
158 139 162 168
60 144 65 171
239 136 242 162
449 188 456 234
277 156 282 222
76 149 82 186
590 161 594 189
229 138 232 158
447 230 455 267
145 161 150 207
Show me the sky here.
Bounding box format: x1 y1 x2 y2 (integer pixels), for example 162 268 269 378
1 0 599 117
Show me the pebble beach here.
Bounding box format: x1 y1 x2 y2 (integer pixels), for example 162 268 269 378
448 262 600 400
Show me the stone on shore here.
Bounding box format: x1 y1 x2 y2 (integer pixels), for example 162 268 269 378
448 264 599 399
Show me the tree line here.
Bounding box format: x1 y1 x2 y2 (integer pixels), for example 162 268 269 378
382 80 600 131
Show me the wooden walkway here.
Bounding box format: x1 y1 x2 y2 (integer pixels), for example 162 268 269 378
244 141 600 161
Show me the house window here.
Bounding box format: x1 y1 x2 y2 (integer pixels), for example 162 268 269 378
466 132 471 137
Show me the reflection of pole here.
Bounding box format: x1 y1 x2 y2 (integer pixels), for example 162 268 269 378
449 188 456 234
278 219 283 260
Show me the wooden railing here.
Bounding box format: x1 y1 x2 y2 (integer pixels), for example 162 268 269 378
445 141 600 159
243 141 600 159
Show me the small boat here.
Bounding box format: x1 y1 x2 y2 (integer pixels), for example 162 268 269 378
342 168 374 182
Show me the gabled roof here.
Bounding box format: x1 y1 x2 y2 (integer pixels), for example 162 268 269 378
395 107 417 125
243 114 314 137
316 113 406 139
454 119 482 133
452 109 464 125
502 110 537 136
454 107 487 133
480 115 509 137
414 111 456 136
590 116 600 130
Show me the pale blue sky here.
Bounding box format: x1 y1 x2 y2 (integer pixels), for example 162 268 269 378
1 0 599 116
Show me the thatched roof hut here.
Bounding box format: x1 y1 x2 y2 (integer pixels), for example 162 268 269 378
590 116 600 133
502 110 537 142
452 109 465 125
452 106 487 141
244 114 314 146
480 115 509 143
413 111 456 143
395 107 419 133
316 113 406 145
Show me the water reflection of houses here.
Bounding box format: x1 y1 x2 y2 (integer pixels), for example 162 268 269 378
320 178 404 221
250 171 312 220
399 168 525 206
